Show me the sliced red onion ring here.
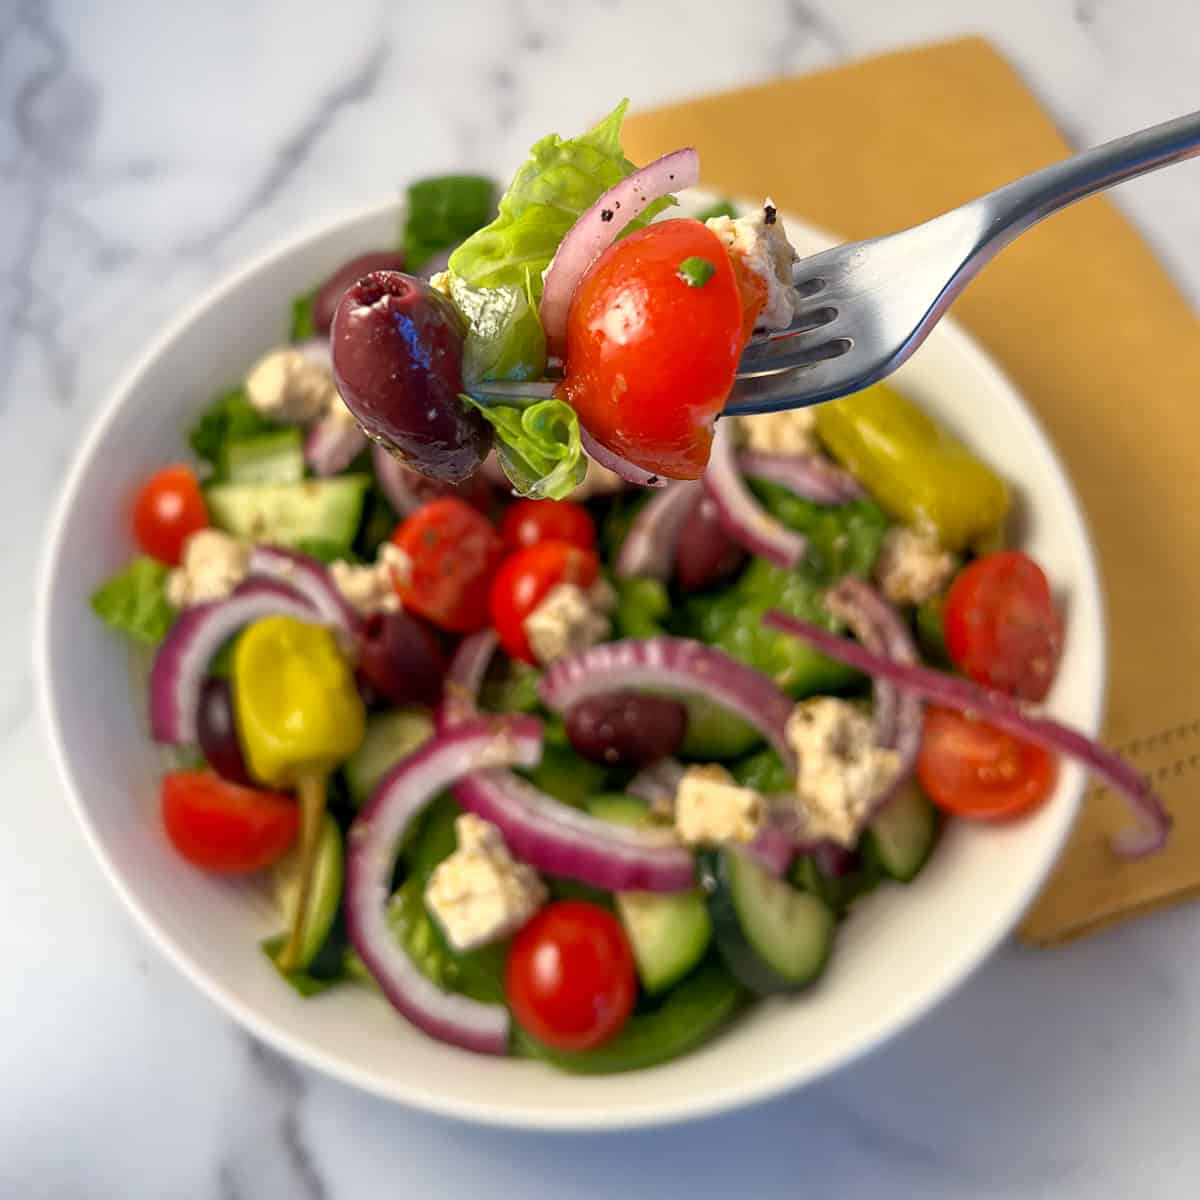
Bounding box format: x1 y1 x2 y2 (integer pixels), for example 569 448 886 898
246 544 359 637
738 451 865 505
305 409 368 476
580 427 669 489
763 609 1171 859
149 580 317 744
614 480 702 580
540 147 700 353
703 423 806 569
439 630 499 731
627 758 686 808
748 817 796 877
539 636 796 771
345 717 542 1054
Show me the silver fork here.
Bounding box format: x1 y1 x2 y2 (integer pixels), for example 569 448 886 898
474 109 1200 417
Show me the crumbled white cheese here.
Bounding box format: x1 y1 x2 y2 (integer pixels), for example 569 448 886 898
428 269 453 298
322 392 361 433
245 347 338 424
734 407 819 457
786 698 901 847
570 458 626 502
523 582 611 666
166 530 248 608
329 542 405 617
874 526 958 607
587 576 618 614
706 198 799 332
674 764 765 846
424 815 547 952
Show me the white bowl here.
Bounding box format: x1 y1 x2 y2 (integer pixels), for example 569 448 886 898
34 194 1104 1130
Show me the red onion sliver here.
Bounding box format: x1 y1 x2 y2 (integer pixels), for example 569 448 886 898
539 147 700 353
148 580 317 744
345 716 543 1054
703 423 806 569
305 411 368 476
580 427 669 488
738 450 865 505
627 758 686 808
747 818 796 877
439 630 499 731
614 480 702 580
539 636 796 771
246 544 360 638
763 609 1171 859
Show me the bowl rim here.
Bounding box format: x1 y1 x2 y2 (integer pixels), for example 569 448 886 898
33 195 1106 1130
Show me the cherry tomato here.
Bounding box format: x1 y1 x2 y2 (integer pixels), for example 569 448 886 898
489 541 599 663
390 497 505 633
916 707 1058 821
132 464 208 565
500 499 596 554
505 900 636 1052
161 770 298 873
943 550 1064 702
560 219 746 480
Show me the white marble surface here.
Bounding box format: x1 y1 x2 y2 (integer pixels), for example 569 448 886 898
6 0 1200 1195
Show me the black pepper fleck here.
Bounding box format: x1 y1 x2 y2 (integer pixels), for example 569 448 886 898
647 475 659 485
600 209 614 222
764 204 777 226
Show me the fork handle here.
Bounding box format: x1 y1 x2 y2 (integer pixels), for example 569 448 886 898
969 108 1200 251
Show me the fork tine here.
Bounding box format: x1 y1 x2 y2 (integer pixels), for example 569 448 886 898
722 345 875 417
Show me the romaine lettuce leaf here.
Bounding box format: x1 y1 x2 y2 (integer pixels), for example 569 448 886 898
449 274 546 383
90 556 176 645
403 175 496 270
461 395 585 500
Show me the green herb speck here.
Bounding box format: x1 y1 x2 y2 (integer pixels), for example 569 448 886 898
677 256 716 288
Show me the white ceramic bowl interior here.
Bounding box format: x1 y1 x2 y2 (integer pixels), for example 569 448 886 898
35 193 1103 1130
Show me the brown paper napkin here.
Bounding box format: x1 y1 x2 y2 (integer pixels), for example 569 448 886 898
623 37 1200 945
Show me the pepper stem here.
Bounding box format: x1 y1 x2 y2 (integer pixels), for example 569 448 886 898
276 770 327 973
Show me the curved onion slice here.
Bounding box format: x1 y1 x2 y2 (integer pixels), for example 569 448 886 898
246 544 359 637
439 630 499 731
763 609 1171 859
702 423 806 568
345 716 542 1054
738 451 865 505
748 817 796 877
540 147 701 353
305 409 368 476
539 636 796 770
149 580 317 744
627 758 685 808
614 480 702 579
580 428 669 489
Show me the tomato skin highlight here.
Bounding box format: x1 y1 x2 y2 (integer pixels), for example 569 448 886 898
132 464 208 565
161 770 299 873
916 707 1058 821
560 219 745 480
489 541 599 664
390 497 505 633
500 499 596 554
505 900 637 1052
943 551 1064 702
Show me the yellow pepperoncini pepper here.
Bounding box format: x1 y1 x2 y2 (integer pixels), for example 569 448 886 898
813 383 1010 553
233 615 365 969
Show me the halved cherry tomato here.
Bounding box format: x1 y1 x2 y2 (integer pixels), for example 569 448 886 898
489 540 599 663
132 464 208 565
560 219 746 480
500 499 596 554
916 707 1058 820
161 770 298 873
943 550 1063 702
390 497 505 633
505 900 636 1052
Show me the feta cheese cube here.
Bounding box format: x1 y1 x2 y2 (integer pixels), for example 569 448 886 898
674 764 765 846
735 407 819 457
706 199 799 332
873 526 958 607
245 347 337 424
329 542 404 617
166 529 248 608
785 698 901 847
523 582 610 666
424 815 547 952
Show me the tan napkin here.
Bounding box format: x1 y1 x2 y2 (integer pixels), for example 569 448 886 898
623 37 1200 945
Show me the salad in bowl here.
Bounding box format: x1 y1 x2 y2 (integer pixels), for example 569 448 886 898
75 102 1167 1089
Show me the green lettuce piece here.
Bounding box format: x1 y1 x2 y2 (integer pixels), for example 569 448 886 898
695 199 738 222
403 175 496 270
449 274 547 383
289 291 316 342
462 395 585 500
90 556 176 645
448 100 674 297
187 386 277 472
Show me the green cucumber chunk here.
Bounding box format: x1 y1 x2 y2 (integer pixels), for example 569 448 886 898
678 695 763 760
863 780 938 882
343 707 435 808
219 428 305 484
205 475 370 553
700 848 835 995
790 853 880 916
585 793 652 827
269 814 343 971
521 742 607 809
616 890 711 995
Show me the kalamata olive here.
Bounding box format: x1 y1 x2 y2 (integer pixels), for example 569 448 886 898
357 611 447 706
312 250 408 336
565 691 688 768
331 270 491 483
674 493 745 592
197 677 253 786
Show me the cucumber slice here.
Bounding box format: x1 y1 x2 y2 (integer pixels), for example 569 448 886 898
585 793 651 827
220 429 304 484
270 814 343 971
205 475 370 553
700 847 835 995
679 695 763 761
616 890 711 994
790 853 880 916
863 779 938 882
343 707 435 807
